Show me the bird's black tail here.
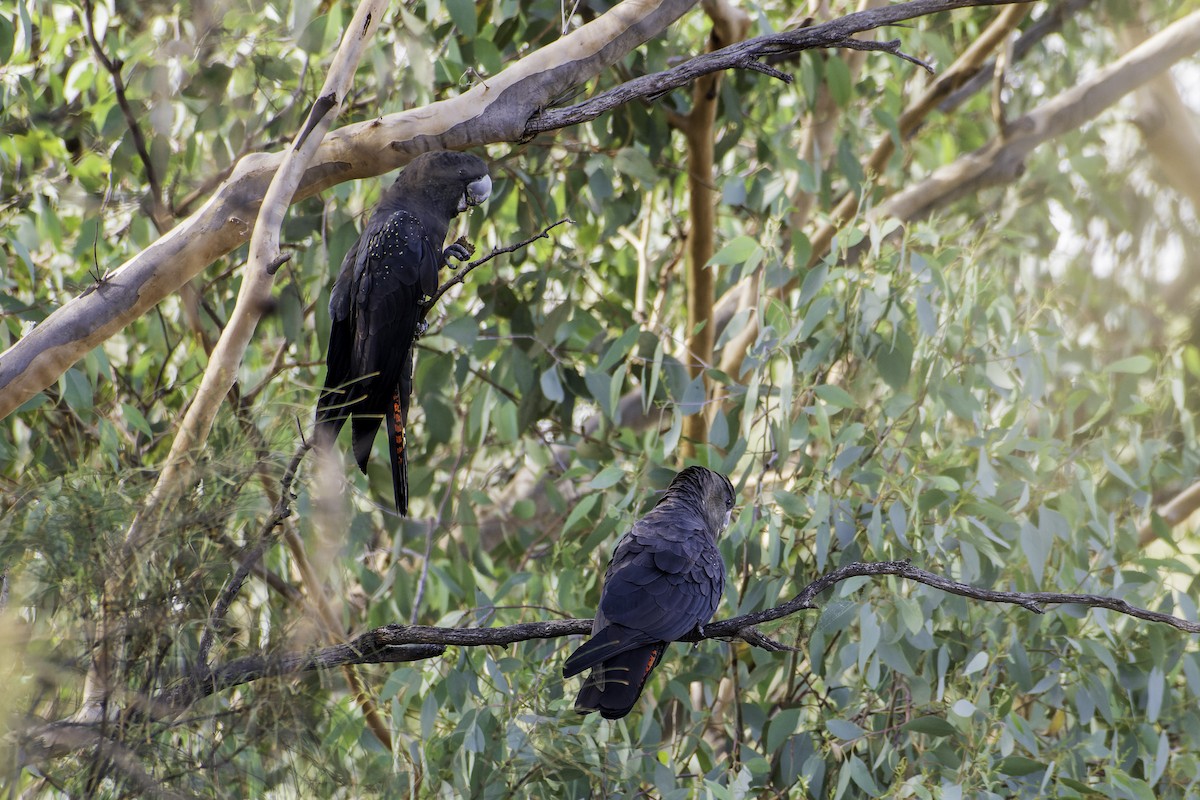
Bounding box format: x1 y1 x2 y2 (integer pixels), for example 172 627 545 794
573 643 666 720
385 387 409 516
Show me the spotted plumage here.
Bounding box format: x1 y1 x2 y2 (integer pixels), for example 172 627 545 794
315 151 491 516
563 467 734 719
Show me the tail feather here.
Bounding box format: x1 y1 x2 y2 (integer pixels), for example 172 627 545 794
385 388 409 516
573 643 666 720
351 415 380 473
563 624 648 678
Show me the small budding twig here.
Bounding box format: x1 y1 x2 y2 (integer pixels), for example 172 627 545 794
833 38 936 73
421 217 574 319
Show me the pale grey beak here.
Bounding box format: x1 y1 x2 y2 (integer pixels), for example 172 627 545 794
459 174 492 211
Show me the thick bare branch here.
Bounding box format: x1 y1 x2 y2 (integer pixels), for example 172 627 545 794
875 9 1200 221
1120 21 1200 216
1138 480 1200 546
0 0 1032 420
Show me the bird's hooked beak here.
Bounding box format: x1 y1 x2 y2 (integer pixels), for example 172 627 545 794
459 174 492 212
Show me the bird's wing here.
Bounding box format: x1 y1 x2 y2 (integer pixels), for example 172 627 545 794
597 519 725 644
349 209 439 416
315 238 361 437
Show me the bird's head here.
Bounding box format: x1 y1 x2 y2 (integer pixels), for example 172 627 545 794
665 466 736 535
460 171 492 212
393 150 491 217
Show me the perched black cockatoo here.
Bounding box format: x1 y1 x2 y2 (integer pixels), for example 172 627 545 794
563 466 734 719
315 150 491 516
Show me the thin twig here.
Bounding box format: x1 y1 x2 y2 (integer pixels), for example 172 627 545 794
81 0 167 229
195 441 312 668
421 218 573 318
833 37 935 73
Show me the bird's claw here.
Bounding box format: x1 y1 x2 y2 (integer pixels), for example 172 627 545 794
415 320 429 338
443 237 475 263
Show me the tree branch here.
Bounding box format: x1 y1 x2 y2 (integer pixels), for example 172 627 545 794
196 442 311 668
81 0 168 231
874 9 1200 221
173 558 1200 710
0 0 705 420
28 557 1196 762
1138 479 1200 546
525 0 1033 135
421 218 574 319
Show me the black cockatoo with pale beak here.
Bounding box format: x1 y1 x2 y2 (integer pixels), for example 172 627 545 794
315 150 491 516
564 466 734 719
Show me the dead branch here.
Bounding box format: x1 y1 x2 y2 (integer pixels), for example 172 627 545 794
422 218 574 318
26 556 1198 764
525 0 1033 135
174 557 1200 707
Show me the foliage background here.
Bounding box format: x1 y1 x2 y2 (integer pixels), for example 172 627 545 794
2 0 1200 797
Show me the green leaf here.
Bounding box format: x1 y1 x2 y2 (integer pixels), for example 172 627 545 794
773 490 807 518
60 368 93 413
875 328 913 390
588 465 624 491
613 147 654 182
826 55 852 107
445 0 477 37
825 718 865 740
0 13 13 64
709 236 760 267
815 384 855 410
563 493 600 534
766 708 802 754
540 367 564 403
1105 355 1153 374
996 756 1046 777
962 651 988 676
901 716 957 737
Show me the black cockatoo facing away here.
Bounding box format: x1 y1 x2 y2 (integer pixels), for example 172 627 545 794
563 466 735 720
315 150 491 516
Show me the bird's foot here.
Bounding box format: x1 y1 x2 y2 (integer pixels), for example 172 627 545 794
415 319 429 338
443 236 475 263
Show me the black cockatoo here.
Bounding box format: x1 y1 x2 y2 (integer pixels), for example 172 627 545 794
315 150 491 516
563 466 734 719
